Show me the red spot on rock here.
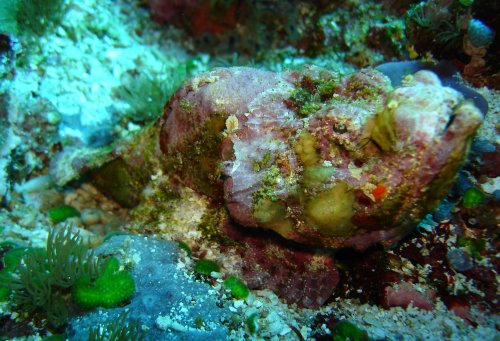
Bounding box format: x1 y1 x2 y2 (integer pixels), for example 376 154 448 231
383 281 436 310
445 297 474 325
372 184 388 202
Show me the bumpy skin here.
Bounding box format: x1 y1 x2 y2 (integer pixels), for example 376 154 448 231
159 66 483 250
222 220 339 308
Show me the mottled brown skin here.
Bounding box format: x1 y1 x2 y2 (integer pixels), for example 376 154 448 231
159 66 483 250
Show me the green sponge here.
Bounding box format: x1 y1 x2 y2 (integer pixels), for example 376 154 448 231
224 276 249 299
332 320 370 341
0 246 26 302
2 247 26 273
194 259 220 275
72 257 135 309
462 187 485 208
47 205 80 223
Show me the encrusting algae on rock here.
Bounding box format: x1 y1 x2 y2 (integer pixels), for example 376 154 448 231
157 65 483 250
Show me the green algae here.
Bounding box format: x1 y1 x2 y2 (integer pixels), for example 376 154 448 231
2 247 25 273
177 241 192 257
252 165 281 204
462 187 485 208
47 205 80 223
252 152 273 173
72 257 135 310
194 259 220 275
458 236 486 260
0 228 104 327
333 320 370 341
224 276 249 299
0 285 10 301
288 74 340 117
246 313 259 335
459 0 474 6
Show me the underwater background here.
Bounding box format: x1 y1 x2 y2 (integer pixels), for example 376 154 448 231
0 0 498 340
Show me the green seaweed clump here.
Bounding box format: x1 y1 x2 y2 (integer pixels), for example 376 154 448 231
332 320 370 341
458 236 486 260
177 241 192 257
224 276 249 299
246 313 259 335
0 246 25 301
194 259 220 275
0 0 66 37
287 74 340 117
0 227 104 327
0 283 9 301
2 246 25 273
47 205 80 223
89 312 145 341
462 187 485 208
72 257 135 309
459 0 474 6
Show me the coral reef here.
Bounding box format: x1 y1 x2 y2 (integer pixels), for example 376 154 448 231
43 62 490 313
146 0 406 66
72 257 135 310
0 0 498 339
159 65 483 250
66 234 231 340
0 227 104 328
405 0 498 87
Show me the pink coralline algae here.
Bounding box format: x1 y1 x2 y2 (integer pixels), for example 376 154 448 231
159 66 483 250
147 0 241 36
383 281 436 311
